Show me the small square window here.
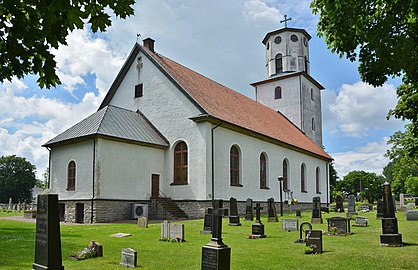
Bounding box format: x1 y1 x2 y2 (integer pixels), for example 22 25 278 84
135 84 143 98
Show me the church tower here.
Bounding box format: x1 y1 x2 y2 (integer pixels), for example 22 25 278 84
251 25 324 147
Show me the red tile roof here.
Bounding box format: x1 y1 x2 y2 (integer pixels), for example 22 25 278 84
146 47 331 160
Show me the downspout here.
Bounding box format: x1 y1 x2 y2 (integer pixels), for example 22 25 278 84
211 121 223 207
326 162 330 207
91 139 96 224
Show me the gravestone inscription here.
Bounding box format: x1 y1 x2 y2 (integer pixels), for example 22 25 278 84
282 219 298 232
305 230 323 253
326 216 350 235
32 194 64 270
120 248 137 268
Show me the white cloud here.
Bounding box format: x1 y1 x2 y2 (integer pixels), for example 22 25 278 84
331 138 390 178
325 81 402 137
52 28 125 96
243 0 282 24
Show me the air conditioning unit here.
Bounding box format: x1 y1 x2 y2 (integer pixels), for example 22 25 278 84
132 203 148 219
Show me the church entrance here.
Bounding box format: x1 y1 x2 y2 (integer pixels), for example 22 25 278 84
75 203 84 223
151 174 160 198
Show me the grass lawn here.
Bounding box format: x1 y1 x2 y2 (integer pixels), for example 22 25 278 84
0 210 417 269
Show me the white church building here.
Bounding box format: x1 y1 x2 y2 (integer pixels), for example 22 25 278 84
44 27 332 223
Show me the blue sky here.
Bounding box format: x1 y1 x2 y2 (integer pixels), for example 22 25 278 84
0 0 405 179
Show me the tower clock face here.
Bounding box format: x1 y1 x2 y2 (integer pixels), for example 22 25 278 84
274 36 282 44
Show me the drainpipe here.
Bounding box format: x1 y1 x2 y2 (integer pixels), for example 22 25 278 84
211 121 223 208
326 162 330 207
91 139 96 224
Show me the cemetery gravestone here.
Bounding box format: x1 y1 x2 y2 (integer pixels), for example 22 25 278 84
267 198 278 222
326 217 351 235
8 198 12 210
358 205 370 212
355 216 368 226
347 195 357 217
228 197 241 226
201 200 230 270
33 194 64 270
282 219 298 232
201 208 213 234
120 248 137 268
377 200 384 219
295 209 301 218
311 197 322 224
399 194 405 208
169 224 185 242
137 217 148 228
380 182 403 246
305 230 323 253
251 203 266 238
406 210 418 221
335 196 344 213
415 197 418 206
406 203 415 210
161 221 170 239
245 198 253 221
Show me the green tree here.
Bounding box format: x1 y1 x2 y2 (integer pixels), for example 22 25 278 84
311 1 418 135
0 0 135 88
334 170 383 203
329 162 339 202
405 175 418 195
0 155 37 203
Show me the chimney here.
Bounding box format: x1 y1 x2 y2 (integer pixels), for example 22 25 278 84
143 38 155 52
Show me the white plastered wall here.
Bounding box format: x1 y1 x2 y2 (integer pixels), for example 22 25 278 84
95 138 165 200
211 127 328 204
49 140 94 200
108 50 208 200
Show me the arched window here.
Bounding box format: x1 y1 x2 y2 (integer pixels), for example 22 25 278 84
275 53 283 74
275 86 282 99
67 161 76 190
310 88 314 101
283 159 289 191
312 117 315 131
260 153 267 188
174 141 188 184
230 145 240 186
316 167 321 194
301 163 306 192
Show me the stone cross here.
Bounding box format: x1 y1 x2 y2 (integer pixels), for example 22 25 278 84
280 15 292 28
211 200 228 247
254 203 263 223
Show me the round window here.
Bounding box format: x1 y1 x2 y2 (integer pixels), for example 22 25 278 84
274 36 282 44
291 34 298 42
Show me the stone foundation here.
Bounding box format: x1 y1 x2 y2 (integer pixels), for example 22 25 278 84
58 199 316 223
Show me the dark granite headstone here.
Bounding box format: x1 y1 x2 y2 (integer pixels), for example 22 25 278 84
33 194 64 270
296 209 301 218
228 197 241 226
377 200 384 219
201 208 213 234
245 198 253 221
201 200 230 270
267 198 278 222
326 216 351 235
347 195 357 217
311 197 322 223
251 203 266 237
120 248 137 268
380 182 402 246
335 196 344 213
305 230 323 253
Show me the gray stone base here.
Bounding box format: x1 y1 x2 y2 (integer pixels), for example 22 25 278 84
57 199 317 223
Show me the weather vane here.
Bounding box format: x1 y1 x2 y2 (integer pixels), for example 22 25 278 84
136 33 141 42
280 15 292 28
